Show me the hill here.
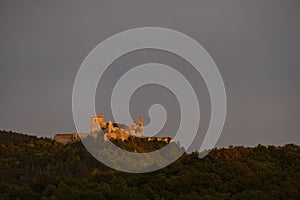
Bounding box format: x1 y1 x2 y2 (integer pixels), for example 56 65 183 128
0 130 299 199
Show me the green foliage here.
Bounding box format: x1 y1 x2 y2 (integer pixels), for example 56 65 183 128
0 130 299 199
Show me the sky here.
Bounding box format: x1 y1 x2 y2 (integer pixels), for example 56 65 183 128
0 0 299 149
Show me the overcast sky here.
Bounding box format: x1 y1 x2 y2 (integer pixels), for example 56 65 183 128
0 0 299 148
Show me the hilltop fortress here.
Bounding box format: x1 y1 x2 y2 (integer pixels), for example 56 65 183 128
54 115 172 144
90 115 144 141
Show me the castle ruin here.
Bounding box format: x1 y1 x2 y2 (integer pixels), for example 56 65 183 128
92 115 144 141
54 115 171 144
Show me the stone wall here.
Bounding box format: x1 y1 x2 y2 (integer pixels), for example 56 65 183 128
54 133 79 144
104 131 129 141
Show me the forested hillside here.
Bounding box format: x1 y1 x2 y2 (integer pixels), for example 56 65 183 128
0 130 299 199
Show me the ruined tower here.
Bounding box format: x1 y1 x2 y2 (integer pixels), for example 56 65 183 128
90 115 105 135
108 121 113 133
139 116 143 128
139 116 144 136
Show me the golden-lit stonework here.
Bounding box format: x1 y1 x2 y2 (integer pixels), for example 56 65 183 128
54 115 172 144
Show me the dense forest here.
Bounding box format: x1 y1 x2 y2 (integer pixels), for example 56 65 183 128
0 130 299 200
